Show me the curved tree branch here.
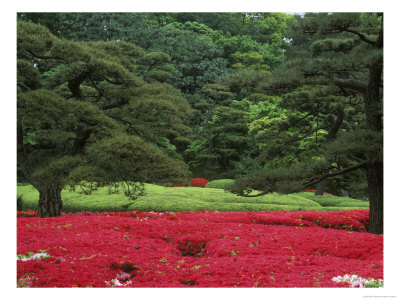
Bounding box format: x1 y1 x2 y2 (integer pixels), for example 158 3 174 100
27 50 61 60
100 99 129 110
304 161 368 186
238 191 270 198
330 77 367 93
342 29 378 46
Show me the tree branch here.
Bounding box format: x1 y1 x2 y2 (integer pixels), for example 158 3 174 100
342 29 378 46
330 77 367 93
68 73 89 100
303 68 367 93
279 127 325 147
73 125 92 155
103 76 123 85
304 161 368 186
100 99 128 110
238 191 270 198
27 50 61 60
17 82 31 92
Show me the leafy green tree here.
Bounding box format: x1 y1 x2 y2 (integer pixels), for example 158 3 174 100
171 13 246 37
150 25 228 94
17 21 192 217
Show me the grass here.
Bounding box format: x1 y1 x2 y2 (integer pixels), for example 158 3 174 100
205 179 235 189
17 183 369 213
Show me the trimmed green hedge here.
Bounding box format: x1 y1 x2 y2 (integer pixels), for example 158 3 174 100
205 179 235 189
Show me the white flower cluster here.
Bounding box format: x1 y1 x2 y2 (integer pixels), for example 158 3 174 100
17 252 50 261
332 274 383 288
105 278 132 287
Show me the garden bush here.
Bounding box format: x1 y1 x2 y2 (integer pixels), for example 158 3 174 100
205 179 235 189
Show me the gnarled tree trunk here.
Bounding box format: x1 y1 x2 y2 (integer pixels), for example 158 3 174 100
38 185 63 217
363 42 383 234
366 162 383 234
315 180 327 196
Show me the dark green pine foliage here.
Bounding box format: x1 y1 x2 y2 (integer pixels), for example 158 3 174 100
228 13 383 234
19 13 290 94
136 51 174 83
17 21 192 217
185 84 250 179
266 85 366 196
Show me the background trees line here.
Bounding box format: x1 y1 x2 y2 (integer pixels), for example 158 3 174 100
17 13 383 233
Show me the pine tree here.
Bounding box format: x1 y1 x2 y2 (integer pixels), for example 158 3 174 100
17 21 192 217
228 13 383 234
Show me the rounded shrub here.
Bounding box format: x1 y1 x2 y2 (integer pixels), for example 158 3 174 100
205 179 235 189
190 178 209 187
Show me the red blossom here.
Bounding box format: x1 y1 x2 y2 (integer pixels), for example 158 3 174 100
190 178 209 187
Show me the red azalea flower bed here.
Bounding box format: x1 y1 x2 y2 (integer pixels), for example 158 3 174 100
190 178 209 187
17 210 382 287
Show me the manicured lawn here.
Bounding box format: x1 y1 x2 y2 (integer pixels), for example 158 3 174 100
17 183 369 213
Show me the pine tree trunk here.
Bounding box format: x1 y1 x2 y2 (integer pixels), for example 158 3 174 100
205 137 214 170
38 186 63 218
364 57 383 234
366 162 383 234
315 180 327 195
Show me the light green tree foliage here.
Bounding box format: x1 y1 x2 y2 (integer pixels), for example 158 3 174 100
17 21 192 217
171 12 293 68
231 51 271 73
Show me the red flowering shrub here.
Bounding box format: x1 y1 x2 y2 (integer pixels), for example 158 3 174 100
17 210 38 217
17 210 382 287
190 178 209 187
17 209 370 232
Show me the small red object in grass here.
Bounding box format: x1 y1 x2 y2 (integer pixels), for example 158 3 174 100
301 189 334 196
190 178 209 187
